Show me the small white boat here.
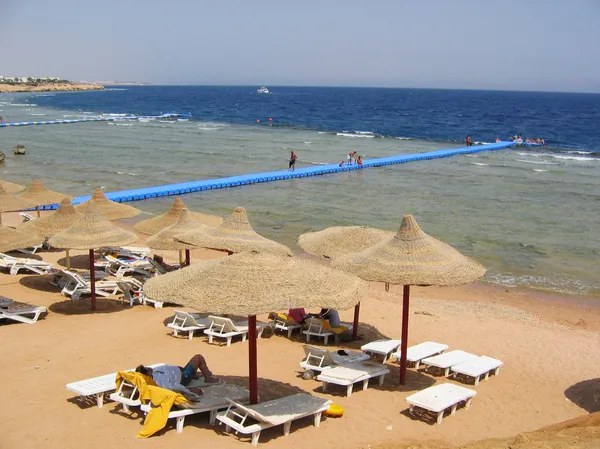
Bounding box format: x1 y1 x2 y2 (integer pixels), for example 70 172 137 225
257 86 270 94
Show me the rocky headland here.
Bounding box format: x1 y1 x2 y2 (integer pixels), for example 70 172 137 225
0 83 103 93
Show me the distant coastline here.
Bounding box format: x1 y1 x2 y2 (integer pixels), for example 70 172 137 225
0 83 104 94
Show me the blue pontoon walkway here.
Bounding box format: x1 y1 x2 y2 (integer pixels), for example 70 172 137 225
43 141 516 210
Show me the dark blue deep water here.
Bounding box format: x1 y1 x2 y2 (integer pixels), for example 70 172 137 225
31 86 600 153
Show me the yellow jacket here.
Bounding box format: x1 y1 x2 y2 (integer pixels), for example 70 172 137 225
115 371 190 438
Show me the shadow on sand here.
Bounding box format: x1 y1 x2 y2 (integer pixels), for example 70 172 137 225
49 297 128 315
565 378 600 413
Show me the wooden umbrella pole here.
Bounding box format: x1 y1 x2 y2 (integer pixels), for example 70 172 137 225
66 249 71 270
399 285 410 385
179 250 183 266
185 249 191 267
352 302 360 340
36 205 41 218
89 249 97 311
248 314 258 404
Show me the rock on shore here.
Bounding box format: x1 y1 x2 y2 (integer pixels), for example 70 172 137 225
0 83 103 93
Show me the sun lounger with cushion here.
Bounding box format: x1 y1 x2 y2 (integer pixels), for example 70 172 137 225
216 393 332 446
118 277 163 308
392 341 450 369
105 254 153 279
270 313 302 338
65 363 165 408
302 318 353 346
450 356 503 385
139 383 250 433
316 361 390 397
299 344 370 373
421 350 478 377
167 310 212 340
204 316 270 347
405 383 477 424
361 339 402 363
0 298 46 324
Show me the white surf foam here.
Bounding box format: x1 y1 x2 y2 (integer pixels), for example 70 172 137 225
29 113 47 116
396 137 411 140
533 169 548 172
471 162 489 166
516 159 557 165
336 132 374 138
551 154 596 162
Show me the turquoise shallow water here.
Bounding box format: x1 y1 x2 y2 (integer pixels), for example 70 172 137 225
0 94 599 296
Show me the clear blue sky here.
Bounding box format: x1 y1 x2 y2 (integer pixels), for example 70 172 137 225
1 0 599 92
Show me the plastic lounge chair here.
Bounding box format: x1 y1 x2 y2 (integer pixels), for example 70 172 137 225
204 316 269 347
105 254 153 279
65 363 165 408
405 383 477 424
270 313 302 338
138 383 250 433
59 270 120 301
216 393 332 446
15 243 44 255
144 256 172 275
19 212 35 222
299 344 370 373
361 339 402 363
450 356 503 385
0 252 53 275
302 318 352 345
421 350 478 377
167 310 212 339
392 341 450 369
116 281 144 307
0 300 46 324
99 246 151 259
316 361 390 397
51 269 108 289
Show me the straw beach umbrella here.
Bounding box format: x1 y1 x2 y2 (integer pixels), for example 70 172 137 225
0 185 37 225
18 198 82 268
298 225 395 339
177 207 292 256
298 226 394 259
74 188 140 220
0 226 45 253
0 179 25 194
49 202 137 311
134 197 223 235
146 209 209 266
17 180 73 217
332 214 486 384
144 251 368 404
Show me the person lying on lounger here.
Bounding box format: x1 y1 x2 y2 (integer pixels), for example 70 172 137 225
136 354 219 401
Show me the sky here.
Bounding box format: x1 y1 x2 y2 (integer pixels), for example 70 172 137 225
1 0 600 92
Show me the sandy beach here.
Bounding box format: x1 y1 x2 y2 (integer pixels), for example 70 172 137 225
1 210 599 449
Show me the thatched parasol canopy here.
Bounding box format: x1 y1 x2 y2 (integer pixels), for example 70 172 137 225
74 189 140 221
0 185 37 213
0 179 25 194
177 207 292 256
17 198 81 239
298 226 394 259
49 201 137 250
0 225 45 253
134 197 223 235
146 209 208 251
332 214 486 287
17 180 73 207
144 251 368 316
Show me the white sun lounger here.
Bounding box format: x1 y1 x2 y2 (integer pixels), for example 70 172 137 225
105 254 153 279
65 363 164 408
138 383 250 433
167 310 212 340
270 314 302 338
302 318 352 346
361 339 402 363
51 269 109 289
0 302 46 324
421 350 478 377
405 383 477 424
216 393 332 446
392 341 450 369
59 270 120 301
450 356 503 385
316 361 390 397
118 276 163 308
19 212 35 222
204 316 269 347
0 252 53 275
299 344 370 373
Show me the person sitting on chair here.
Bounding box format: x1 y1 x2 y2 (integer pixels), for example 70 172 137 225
318 308 341 328
136 354 219 401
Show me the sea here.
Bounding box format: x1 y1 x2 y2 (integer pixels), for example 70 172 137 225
0 86 599 297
